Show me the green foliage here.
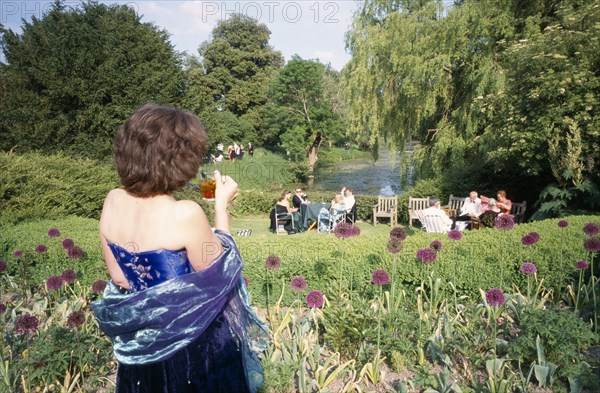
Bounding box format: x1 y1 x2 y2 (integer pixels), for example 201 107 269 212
531 180 600 220
0 1 185 158
267 56 345 170
1 212 599 391
202 148 298 189
237 216 596 307
507 307 597 380
184 13 283 117
0 152 118 223
0 216 108 287
343 0 600 218
7 324 113 389
316 146 371 165
199 109 257 152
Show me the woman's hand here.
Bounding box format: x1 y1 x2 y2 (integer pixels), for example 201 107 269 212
214 170 238 206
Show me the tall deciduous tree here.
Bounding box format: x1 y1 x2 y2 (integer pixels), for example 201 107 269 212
268 56 344 171
343 0 599 216
183 14 283 150
0 1 185 158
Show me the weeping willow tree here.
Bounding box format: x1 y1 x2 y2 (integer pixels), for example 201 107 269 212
343 0 512 172
343 0 600 216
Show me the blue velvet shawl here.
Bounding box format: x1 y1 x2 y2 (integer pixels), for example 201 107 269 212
91 231 268 392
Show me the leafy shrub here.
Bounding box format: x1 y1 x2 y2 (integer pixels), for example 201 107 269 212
202 149 298 190
7 324 113 389
0 152 118 223
316 146 371 164
507 306 597 380
237 216 595 306
0 216 107 287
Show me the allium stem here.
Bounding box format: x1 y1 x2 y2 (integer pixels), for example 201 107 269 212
377 285 383 353
265 269 271 320
76 329 85 388
338 253 345 299
575 269 583 313
591 253 597 333
527 276 531 305
391 255 397 309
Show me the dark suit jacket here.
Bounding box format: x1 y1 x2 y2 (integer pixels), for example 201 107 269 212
292 195 304 209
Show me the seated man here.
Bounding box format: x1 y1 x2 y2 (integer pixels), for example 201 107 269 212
422 198 453 232
292 188 309 209
455 191 482 229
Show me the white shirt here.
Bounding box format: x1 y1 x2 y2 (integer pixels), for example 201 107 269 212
421 206 452 230
344 195 355 212
460 197 482 217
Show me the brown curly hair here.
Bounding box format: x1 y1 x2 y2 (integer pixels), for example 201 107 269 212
114 104 207 197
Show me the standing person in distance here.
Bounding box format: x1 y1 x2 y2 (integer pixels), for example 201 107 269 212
92 104 267 393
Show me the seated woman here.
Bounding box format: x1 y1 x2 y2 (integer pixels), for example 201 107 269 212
270 190 299 233
479 198 502 228
330 193 346 212
496 190 512 214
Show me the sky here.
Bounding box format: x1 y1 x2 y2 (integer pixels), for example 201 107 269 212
0 0 363 70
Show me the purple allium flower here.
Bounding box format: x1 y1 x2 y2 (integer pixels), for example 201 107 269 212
576 260 589 270
15 314 39 335
60 269 77 284
519 262 537 275
67 246 84 259
67 311 85 329
62 238 75 250
46 275 63 291
35 244 48 254
351 225 361 237
91 279 107 294
306 290 324 308
290 276 308 292
584 238 600 252
47 228 61 237
334 222 354 239
583 223 600 237
416 248 437 264
485 288 506 307
429 240 443 251
390 227 407 242
448 230 462 241
372 269 390 286
265 255 281 270
13 250 23 258
521 232 540 246
0 303 6 315
0 260 6 273
557 220 569 228
495 215 515 231
387 240 403 254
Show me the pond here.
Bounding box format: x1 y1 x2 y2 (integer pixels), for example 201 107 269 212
310 143 415 196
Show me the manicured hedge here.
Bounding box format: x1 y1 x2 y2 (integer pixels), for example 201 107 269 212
0 216 108 288
0 152 119 223
3 215 596 308
238 215 598 306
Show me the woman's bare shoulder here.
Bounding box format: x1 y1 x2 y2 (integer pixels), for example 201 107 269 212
103 188 126 204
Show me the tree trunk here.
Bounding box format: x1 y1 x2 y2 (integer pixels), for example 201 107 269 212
306 132 322 173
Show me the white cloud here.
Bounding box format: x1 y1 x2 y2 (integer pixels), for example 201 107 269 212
1 0 360 68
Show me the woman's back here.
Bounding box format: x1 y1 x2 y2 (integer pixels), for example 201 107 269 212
100 189 187 252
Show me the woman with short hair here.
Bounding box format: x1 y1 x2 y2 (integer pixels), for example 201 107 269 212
92 104 266 393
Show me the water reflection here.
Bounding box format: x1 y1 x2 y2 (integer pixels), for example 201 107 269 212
312 145 414 196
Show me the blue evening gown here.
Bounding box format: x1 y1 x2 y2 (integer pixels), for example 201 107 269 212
106 241 250 393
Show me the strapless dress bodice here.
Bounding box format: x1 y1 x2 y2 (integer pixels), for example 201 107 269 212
107 241 193 292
